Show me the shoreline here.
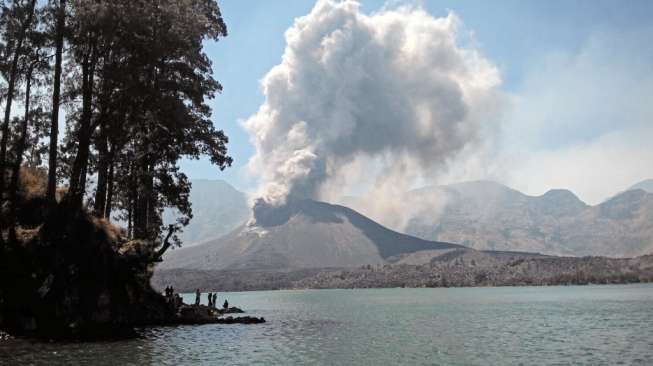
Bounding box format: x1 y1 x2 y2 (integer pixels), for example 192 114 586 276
176 279 653 294
153 252 653 293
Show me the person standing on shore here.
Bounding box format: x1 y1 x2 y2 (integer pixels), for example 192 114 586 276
195 289 201 306
212 293 217 308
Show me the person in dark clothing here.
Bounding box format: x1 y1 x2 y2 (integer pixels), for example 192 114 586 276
212 293 217 309
208 292 213 308
223 299 229 309
195 289 201 306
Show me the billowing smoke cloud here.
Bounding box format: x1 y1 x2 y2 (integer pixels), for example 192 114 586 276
244 0 502 225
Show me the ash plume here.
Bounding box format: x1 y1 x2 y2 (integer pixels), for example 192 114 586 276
244 0 503 227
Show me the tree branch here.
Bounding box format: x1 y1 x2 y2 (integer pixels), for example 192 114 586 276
153 224 175 262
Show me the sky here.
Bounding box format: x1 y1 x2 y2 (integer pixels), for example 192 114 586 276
182 0 653 205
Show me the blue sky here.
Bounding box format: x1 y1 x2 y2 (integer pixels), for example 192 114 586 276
182 0 653 204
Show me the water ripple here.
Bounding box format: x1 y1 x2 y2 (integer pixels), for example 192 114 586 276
1 285 653 365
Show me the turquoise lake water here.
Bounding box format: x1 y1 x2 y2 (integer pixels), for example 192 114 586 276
1 284 653 365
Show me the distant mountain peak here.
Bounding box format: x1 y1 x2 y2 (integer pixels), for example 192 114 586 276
541 188 575 197
604 187 650 204
163 179 250 246
402 179 653 257
598 188 652 220
539 188 586 204
530 188 587 217
628 179 653 194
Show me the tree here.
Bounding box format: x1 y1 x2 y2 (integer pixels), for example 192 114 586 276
1 0 231 254
7 10 49 240
71 0 230 251
51 0 231 253
46 0 65 204
0 0 233 338
0 0 37 207
64 0 99 208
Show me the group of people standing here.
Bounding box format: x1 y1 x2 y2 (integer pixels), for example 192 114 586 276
163 286 229 312
164 286 183 308
195 288 229 310
164 286 175 297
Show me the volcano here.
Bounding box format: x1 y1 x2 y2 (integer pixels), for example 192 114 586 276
160 199 462 271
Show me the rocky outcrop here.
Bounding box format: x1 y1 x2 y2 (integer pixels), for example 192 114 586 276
0 175 263 340
0 202 176 338
174 304 263 325
220 306 245 314
215 316 265 324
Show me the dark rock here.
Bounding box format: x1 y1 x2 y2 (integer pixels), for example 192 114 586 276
215 316 266 324
175 304 230 324
0 331 12 341
160 304 263 326
218 306 244 314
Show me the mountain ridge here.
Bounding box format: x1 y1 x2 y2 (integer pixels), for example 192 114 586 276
170 178 653 260
628 179 653 194
155 179 653 291
402 180 653 257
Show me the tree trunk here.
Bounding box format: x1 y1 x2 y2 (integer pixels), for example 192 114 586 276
47 0 66 204
8 66 34 242
104 152 114 219
134 161 150 240
67 36 97 209
93 132 108 217
128 163 136 238
92 73 113 217
0 0 37 203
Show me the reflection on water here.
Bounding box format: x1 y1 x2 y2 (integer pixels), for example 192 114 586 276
2 284 653 365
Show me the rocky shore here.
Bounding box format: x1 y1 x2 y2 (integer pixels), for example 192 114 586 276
168 303 264 325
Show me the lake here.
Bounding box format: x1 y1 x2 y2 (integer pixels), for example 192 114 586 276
1 284 652 365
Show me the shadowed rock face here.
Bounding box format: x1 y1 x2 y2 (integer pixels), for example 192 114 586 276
161 199 461 271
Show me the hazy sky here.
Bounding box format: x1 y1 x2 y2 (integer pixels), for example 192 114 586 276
182 0 653 205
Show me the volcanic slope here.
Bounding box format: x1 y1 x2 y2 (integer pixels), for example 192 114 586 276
161 199 462 270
